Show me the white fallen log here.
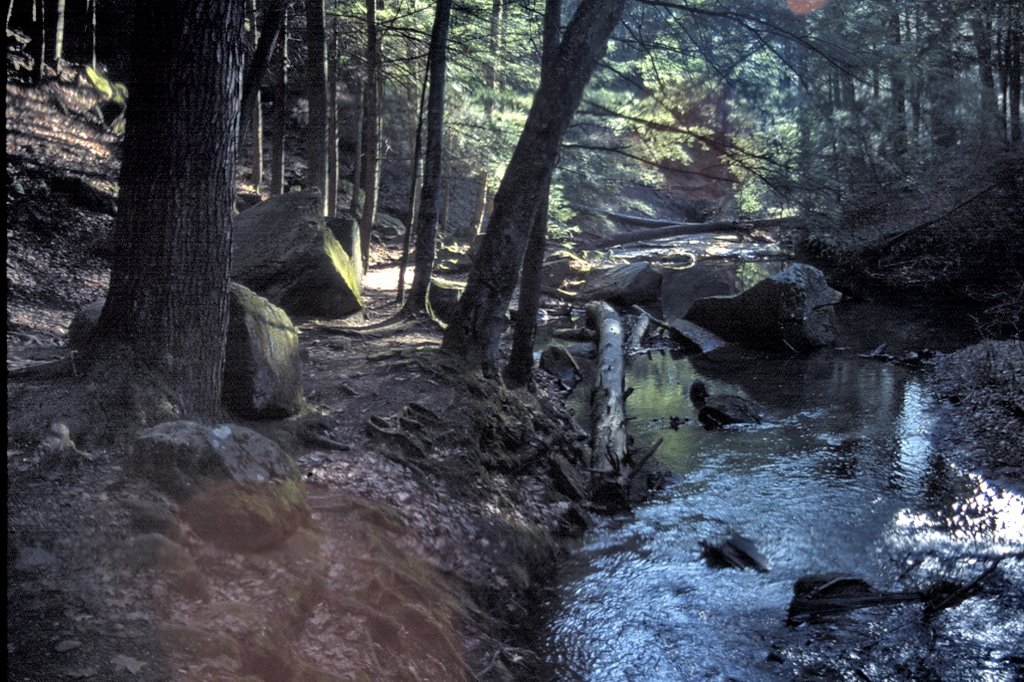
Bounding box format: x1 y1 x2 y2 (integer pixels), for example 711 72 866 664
586 301 628 475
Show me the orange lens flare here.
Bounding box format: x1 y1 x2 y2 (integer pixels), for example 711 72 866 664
787 0 829 14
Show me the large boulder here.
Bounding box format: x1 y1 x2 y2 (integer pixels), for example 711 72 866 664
129 421 310 552
67 299 105 349
232 189 362 318
223 283 305 419
427 280 463 324
683 264 842 350
579 261 662 306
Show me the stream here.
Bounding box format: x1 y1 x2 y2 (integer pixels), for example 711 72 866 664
534 255 1024 681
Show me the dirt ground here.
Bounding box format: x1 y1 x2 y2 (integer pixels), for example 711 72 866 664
7 57 593 681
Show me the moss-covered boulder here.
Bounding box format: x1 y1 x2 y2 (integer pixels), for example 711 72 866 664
223 283 304 419
232 189 362 318
129 422 310 552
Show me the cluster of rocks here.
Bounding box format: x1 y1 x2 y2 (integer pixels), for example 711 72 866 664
569 260 842 353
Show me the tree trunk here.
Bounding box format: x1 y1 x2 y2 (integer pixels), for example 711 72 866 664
91 0 244 420
30 0 44 84
305 0 328 214
239 0 284 144
889 9 907 156
442 0 627 375
483 0 503 115
1010 10 1022 143
327 17 339 216
973 15 1000 146
591 218 789 249
405 0 453 313
357 0 382 266
247 0 263 188
270 7 287 195
43 0 63 67
349 83 363 213
587 301 627 475
397 61 429 304
504 0 562 389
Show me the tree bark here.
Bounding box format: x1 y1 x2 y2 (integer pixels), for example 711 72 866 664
30 0 44 84
91 0 244 420
397 60 429 304
889 8 907 155
270 7 288 195
587 301 627 475
43 0 63 67
357 0 382 265
327 17 339 216
240 0 285 144
405 0 453 313
247 0 263 188
442 0 627 374
305 0 328 214
504 0 562 389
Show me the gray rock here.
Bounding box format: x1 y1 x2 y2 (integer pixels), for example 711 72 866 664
324 212 363 282
684 263 841 350
579 262 662 306
223 283 304 419
666 318 726 354
129 421 310 552
14 546 58 572
428 280 463 324
67 299 105 350
540 345 582 388
660 263 737 321
374 211 406 240
232 189 362 318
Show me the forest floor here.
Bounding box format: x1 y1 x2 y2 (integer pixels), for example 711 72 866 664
7 58 591 681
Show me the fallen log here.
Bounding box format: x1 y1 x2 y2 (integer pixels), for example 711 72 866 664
586 301 628 476
625 313 651 352
591 217 795 250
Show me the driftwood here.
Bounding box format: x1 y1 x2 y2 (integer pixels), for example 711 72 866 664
586 301 627 477
625 313 651 352
591 217 795 250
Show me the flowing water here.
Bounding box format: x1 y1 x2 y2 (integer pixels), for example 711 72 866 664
535 260 1024 681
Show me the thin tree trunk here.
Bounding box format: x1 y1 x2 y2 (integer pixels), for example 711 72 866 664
91 0 244 420
357 0 382 265
890 9 907 156
270 7 287 195
405 0 453 313
239 0 285 143
44 0 63 67
348 83 363 213
442 0 627 375
248 0 263 188
306 0 328 214
397 60 429 304
31 0 44 84
327 17 339 216
1010 11 1022 143
504 0 562 389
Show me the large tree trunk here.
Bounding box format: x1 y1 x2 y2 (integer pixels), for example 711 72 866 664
504 0 562 389
270 7 288 195
357 0 382 266
404 0 452 313
30 0 44 83
305 0 328 214
442 0 627 375
91 0 244 420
